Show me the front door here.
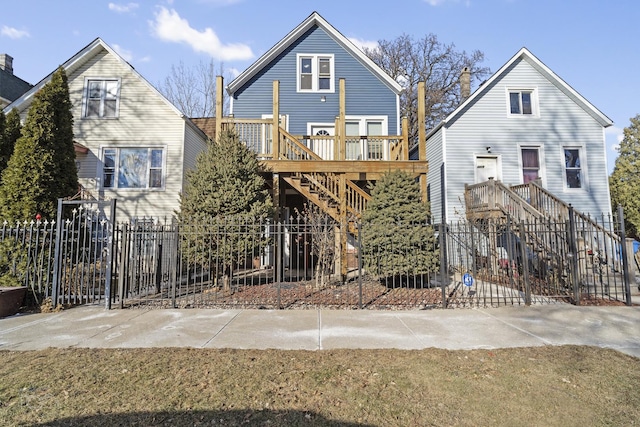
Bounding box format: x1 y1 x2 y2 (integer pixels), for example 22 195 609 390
475 156 499 183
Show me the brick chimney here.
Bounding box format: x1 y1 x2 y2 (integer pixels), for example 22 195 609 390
460 66 470 101
0 54 14 74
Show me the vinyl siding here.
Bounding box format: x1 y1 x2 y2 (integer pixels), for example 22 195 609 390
425 128 444 224
439 57 611 221
232 26 398 135
182 121 208 188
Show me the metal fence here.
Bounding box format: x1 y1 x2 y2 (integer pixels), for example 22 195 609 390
1 206 635 310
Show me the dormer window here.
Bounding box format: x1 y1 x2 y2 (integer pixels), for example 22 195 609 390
297 54 334 92
508 89 537 116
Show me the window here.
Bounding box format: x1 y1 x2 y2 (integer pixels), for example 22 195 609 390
564 148 581 188
521 148 540 183
102 148 164 189
84 79 120 118
509 90 534 115
297 54 334 92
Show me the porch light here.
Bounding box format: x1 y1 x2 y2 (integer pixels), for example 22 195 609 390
320 96 326 102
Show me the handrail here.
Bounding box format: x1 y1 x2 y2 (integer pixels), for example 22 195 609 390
293 171 371 219
278 128 321 160
465 178 544 222
511 180 619 241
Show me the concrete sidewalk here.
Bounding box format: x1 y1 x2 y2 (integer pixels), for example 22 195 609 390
0 305 639 358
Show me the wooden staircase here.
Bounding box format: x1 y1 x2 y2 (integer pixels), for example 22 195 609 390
283 171 370 232
464 178 621 291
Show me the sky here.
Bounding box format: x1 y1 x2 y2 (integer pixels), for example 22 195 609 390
1 0 638 173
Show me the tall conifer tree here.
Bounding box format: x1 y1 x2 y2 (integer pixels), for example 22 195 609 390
0 109 22 175
362 170 438 279
0 67 78 221
610 114 640 239
179 130 272 277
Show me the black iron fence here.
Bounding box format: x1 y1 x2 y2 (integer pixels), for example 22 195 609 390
1 205 635 310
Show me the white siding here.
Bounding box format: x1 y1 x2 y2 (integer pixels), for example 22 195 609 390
182 122 208 189
426 128 445 224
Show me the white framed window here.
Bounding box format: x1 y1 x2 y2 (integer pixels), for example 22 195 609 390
563 147 583 189
101 147 165 189
83 78 120 118
297 54 334 93
507 88 538 117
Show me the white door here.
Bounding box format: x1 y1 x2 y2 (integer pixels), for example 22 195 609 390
309 125 334 159
475 156 499 183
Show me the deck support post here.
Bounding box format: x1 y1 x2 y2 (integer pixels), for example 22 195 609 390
338 78 346 161
272 80 280 159
339 173 348 282
215 75 223 141
401 116 409 160
418 81 427 201
273 173 281 222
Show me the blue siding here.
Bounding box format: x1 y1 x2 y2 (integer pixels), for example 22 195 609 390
430 56 612 220
232 26 398 135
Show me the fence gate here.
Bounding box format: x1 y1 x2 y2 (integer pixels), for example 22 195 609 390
52 198 117 308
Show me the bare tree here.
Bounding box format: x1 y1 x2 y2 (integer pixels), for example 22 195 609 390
363 34 491 142
158 59 230 118
296 204 337 290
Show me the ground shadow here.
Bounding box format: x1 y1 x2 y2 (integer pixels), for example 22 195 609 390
35 409 375 426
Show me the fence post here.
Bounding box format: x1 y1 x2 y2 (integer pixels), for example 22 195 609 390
439 222 448 308
104 199 116 310
519 220 531 306
568 206 580 305
617 205 633 306
51 198 64 309
276 220 282 309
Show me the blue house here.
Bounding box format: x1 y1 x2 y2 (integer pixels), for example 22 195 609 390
227 11 402 158
218 12 427 223
214 11 428 276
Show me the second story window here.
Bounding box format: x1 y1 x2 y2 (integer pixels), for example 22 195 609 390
84 79 120 118
509 90 535 116
297 54 334 93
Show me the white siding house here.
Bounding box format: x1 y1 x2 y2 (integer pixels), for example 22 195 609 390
5 38 208 221
426 47 613 223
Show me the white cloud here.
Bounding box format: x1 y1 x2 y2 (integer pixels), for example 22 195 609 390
112 44 134 62
150 7 254 61
108 2 139 13
348 37 378 53
1 26 30 39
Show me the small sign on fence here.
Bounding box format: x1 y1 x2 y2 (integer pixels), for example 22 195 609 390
463 272 474 287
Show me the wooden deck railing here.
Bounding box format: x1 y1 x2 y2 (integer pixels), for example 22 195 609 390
221 118 407 161
464 178 544 222
221 118 273 158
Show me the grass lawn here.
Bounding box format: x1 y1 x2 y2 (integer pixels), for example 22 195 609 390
0 346 638 426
